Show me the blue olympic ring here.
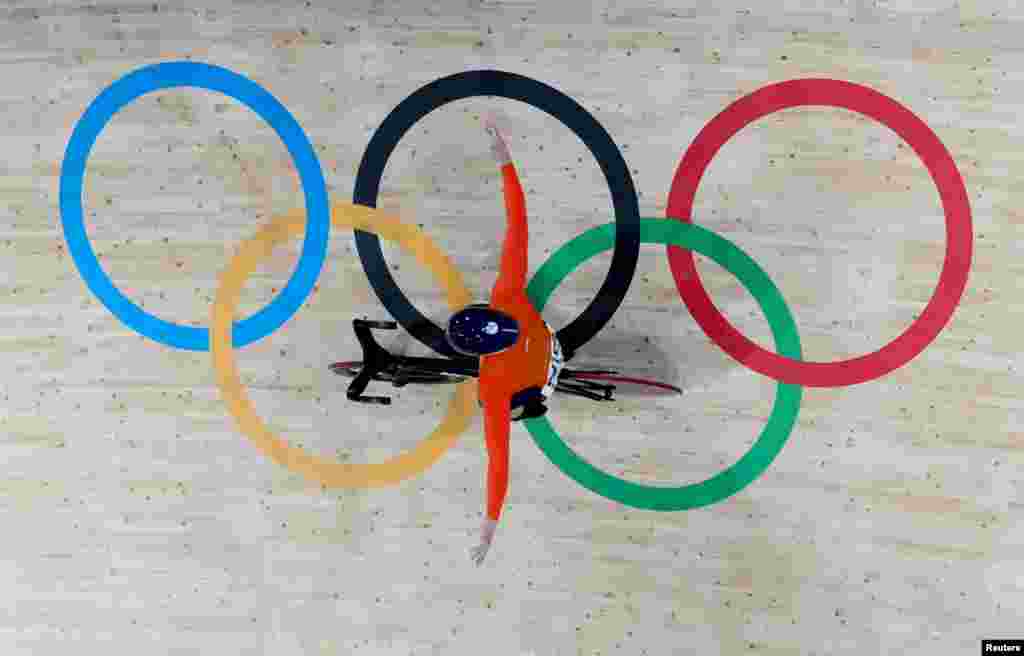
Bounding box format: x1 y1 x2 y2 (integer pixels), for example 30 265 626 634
59 61 330 351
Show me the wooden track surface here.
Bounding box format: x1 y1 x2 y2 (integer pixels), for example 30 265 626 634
0 1 1019 654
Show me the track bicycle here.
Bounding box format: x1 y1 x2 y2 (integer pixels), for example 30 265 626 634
332 319 681 409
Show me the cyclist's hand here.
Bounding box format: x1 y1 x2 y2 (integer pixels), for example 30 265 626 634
470 541 490 566
483 114 511 166
470 518 498 566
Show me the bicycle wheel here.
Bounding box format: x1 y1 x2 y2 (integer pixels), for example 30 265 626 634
562 369 682 396
329 361 467 385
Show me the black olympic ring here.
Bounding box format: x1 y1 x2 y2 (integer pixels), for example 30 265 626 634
352 70 642 361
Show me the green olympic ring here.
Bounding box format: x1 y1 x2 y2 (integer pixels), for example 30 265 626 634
524 217 804 510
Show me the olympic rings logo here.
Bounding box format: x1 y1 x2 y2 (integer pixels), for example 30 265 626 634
58 62 972 510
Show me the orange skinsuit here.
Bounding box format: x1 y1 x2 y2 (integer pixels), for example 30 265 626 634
478 161 560 523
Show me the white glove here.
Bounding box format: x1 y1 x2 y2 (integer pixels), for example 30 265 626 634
470 518 498 566
483 114 512 166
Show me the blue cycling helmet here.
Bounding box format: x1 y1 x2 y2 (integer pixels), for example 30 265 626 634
446 304 520 356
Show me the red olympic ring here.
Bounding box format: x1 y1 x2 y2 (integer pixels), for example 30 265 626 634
666 78 972 387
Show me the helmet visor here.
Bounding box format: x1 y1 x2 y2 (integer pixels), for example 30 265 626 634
445 306 519 356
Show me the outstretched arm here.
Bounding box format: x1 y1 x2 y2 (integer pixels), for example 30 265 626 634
484 116 528 297
471 391 511 565
483 395 511 522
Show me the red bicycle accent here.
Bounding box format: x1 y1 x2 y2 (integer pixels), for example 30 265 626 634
567 372 682 395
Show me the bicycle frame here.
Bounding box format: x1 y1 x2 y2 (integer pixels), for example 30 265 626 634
345 319 617 405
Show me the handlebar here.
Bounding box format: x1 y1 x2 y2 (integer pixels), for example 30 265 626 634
346 319 398 405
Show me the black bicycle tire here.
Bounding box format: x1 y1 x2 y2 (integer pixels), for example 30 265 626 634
329 361 466 385
564 370 682 395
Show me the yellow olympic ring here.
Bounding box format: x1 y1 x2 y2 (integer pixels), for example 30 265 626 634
210 201 478 488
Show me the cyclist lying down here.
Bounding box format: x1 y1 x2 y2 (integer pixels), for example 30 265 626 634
444 116 564 566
